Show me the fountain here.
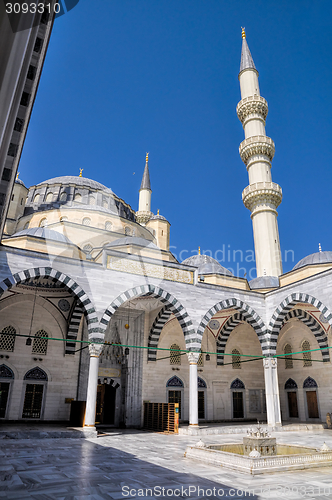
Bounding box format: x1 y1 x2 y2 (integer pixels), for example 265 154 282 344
184 422 332 475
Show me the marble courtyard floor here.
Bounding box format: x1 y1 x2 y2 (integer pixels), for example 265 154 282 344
1 429 332 499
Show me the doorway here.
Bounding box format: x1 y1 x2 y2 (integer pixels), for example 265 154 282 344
22 384 44 418
198 391 205 419
306 391 319 418
233 392 244 418
96 384 117 424
287 391 298 418
168 390 182 419
0 382 10 418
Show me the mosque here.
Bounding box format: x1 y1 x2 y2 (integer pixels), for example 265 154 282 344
0 30 332 429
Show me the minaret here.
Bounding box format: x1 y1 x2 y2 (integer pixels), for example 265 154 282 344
237 28 283 277
136 153 153 224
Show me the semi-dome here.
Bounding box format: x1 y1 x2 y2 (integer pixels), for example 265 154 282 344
182 254 233 276
11 227 74 245
293 251 332 270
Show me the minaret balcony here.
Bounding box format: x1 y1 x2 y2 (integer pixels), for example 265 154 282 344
239 135 275 165
237 95 268 125
242 181 282 212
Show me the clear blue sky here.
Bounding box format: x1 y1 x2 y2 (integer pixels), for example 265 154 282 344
19 0 332 278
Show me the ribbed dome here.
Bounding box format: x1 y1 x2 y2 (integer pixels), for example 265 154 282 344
36 176 113 193
11 227 74 245
293 251 332 270
182 254 233 276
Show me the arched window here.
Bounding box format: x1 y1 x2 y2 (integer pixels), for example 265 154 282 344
24 221 29 229
73 193 82 204
0 326 16 352
33 193 40 203
105 221 112 231
124 227 131 236
198 377 207 388
230 378 245 389
60 216 68 222
285 378 297 389
166 376 183 387
170 344 181 365
89 196 95 206
284 343 293 369
167 376 183 419
302 340 312 367
83 244 93 254
232 349 241 369
303 376 317 388
0 364 14 379
45 192 53 203
32 330 48 355
60 192 67 202
197 353 203 367
39 218 47 228
82 217 91 226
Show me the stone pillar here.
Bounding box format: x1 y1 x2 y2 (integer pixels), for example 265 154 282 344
187 352 200 426
263 358 281 427
84 343 103 427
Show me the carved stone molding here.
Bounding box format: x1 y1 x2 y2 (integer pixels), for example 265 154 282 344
187 351 200 364
237 95 268 125
242 181 282 212
263 357 278 368
89 342 104 357
239 135 275 165
136 210 153 224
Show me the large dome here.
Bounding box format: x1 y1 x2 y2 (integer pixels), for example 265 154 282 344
36 176 113 194
293 251 332 270
182 254 233 276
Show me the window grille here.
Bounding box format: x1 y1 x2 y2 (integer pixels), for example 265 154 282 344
232 349 241 369
60 192 67 202
284 343 293 369
82 217 91 226
89 197 95 206
124 227 131 236
39 218 47 227
32 330 48 355
83 244 93 254
302 340 312 367
14 117 24 132
22 384 44 418
0 326 16 352
198 353 203 367
105 221 112 231
170 344 181 365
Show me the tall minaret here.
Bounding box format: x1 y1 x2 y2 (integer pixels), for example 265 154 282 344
136 153 153 224
237 28 282 277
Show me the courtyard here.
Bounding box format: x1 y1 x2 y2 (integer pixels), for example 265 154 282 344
1 428 332 499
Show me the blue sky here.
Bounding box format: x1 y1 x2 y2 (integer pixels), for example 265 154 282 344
19 0 332 277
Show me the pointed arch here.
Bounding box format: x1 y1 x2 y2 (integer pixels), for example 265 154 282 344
198 298 267 353
0 364 14 378
101 284 196 349
230 378 245 389
0 267 98 337
270 305 330 362
303 376 317 388
216 312 246 365
24 367 48 381
166 376 183 388
148 307 172 361
285 378 297 389
66 303 84 355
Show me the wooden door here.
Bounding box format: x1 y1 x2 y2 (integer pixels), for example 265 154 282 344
22 384 44 418
233 391 244 418
168 390 181 419
287 391 298 418
306 391 319 418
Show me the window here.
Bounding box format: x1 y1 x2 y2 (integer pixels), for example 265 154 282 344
60 192 67 202
2 168 12 181
82 217 91 226
32 330 48 355
83 244 93 254
232 349 241 369
197 353 203 367
21 198 23 205
124 227 131 236
40 11 49 24
73 193 82 204
284 343 293 369
302 340 312 367
33 193 40 203
0 365 14 418
105 221 112 231
89 196 95 206
27 65 37 81
33 37 43 53
0 326 16 352
20 92 30 107
24 222 29 229
14 118 24 132
11 194 14 201
45 192 53 203
170 344 181 365
60 216 68 222
7 143 18 157
39 218 47 228
102 198 108 209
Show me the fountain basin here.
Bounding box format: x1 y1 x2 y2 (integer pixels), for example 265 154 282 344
184 443 332 475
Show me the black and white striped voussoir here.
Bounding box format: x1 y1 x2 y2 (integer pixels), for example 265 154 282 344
0 267 98 334
147 307 172 361
216 312 245 365
65 302 84 355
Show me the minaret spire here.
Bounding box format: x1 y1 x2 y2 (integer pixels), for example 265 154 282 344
237 29 283 278
136 153 153 225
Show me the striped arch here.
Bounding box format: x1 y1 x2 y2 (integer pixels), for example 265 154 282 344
0 267 99 337
101 284 196 349
273 309 330 362
197 298 267 351
268 293 332 356
66 303 84 354
148 307 172 361
216 312 246 365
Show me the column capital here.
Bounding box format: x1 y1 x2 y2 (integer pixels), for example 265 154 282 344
187 351 200 364
263 357 278 368
89 342 104 357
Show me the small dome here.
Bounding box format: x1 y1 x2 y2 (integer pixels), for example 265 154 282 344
150 213 167 221
15 178 26 187
182 254 233 276
293 251 332 270
106 236 159 250
11 227 74 245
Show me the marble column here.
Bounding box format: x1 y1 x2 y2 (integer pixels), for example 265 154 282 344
263 358 281 427
84 343 104 427
187 352 200 426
